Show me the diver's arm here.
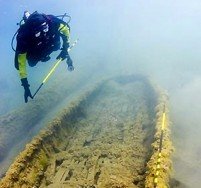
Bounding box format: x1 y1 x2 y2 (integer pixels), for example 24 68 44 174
56 23 74 71
17 53 33 102
58 23 70 49
18 53 27 79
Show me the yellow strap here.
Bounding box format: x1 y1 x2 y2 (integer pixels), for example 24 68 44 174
59 23 70 39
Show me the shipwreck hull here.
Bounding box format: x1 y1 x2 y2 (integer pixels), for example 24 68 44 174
0 75 173 188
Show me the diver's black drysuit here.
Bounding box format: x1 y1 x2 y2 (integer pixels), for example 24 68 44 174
15 11 72 102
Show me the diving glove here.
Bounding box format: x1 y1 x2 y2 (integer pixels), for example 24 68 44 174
21 78 33 103
66 55 74 72
56 49 68 60
56 41 70 60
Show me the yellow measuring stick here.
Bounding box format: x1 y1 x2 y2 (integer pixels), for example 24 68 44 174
154 105 166 187
32 39 78 98
42 58 62 83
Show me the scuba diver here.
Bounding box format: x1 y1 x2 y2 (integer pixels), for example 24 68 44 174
14 11 74 103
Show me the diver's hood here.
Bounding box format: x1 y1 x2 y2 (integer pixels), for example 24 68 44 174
26 12 48 32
